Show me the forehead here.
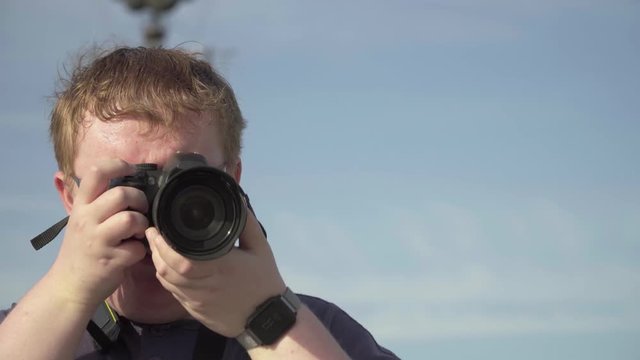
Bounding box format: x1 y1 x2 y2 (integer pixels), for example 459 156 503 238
74 112 225 175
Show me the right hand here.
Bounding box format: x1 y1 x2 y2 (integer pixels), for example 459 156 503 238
48 159 149 308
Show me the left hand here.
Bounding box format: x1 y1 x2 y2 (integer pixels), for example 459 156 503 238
146 206 287 337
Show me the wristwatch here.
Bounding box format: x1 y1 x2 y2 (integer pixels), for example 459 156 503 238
236 287 301 350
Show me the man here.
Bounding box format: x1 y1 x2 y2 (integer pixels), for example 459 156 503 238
0 46 398 359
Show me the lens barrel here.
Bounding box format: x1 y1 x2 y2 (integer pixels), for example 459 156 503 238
152 166 246 260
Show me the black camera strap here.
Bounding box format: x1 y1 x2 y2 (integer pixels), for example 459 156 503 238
89 303 228 359
87 300 122 352
240 189 267 239
87 318 116 352
30 216 68 250
29 176 78 249
192 324 229 360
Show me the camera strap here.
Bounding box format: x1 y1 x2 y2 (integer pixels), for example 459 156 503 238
240 189 267 239
30 216 68 250
87 301 120 352
192 324 228 360
29 176 80 249
88 301 228 358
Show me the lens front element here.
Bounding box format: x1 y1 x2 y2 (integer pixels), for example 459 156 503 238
171 185 225 240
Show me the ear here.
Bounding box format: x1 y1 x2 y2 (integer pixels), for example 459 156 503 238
54 171 75 215
231 158 242 183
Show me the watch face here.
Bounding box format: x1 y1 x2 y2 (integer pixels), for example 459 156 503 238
249 300 297 345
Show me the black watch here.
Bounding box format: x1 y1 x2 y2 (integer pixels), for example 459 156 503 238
236 287 301 349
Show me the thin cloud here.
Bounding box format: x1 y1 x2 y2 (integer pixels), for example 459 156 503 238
285 266 640 341
269 190 640 341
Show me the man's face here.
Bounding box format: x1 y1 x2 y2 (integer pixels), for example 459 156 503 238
67 112 239 323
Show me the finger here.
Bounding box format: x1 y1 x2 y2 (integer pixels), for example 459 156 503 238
152 253 205 289
91 186 148 223
237 205 270 253
97 211 149 246
146 227 213 280
75 159 135 206
110 239 147 268
147 230 199 287
146 227 161 254
146 227 188 270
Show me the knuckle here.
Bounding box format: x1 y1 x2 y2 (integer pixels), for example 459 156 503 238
176 261 194 276
138 215 149 229
110 187 129 207
156 263 168 277
133 190 150 212
119 211 139 228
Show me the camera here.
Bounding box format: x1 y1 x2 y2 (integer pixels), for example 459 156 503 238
110 152 247 260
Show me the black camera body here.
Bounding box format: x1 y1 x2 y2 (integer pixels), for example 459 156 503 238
110 152 247 260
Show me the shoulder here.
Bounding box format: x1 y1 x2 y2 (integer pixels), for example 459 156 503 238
297 294 399 360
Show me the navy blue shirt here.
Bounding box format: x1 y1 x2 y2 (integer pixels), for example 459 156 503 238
1 294 399 359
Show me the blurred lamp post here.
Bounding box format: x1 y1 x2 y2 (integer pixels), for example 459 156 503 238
120 0 189 47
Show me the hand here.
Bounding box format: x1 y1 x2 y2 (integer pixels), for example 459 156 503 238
49 159 149 308
146 204 286 337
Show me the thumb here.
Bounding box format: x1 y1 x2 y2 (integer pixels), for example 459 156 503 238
237 205 270 253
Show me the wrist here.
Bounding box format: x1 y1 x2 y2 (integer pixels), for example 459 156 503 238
246 305 351 360
43 267 103 315
236 287 301 350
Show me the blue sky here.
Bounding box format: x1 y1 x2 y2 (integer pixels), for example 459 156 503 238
1 1 639 359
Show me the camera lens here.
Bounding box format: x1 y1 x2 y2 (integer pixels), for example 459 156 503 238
152 167 247 260
180 192 216 231
171 185 225 240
